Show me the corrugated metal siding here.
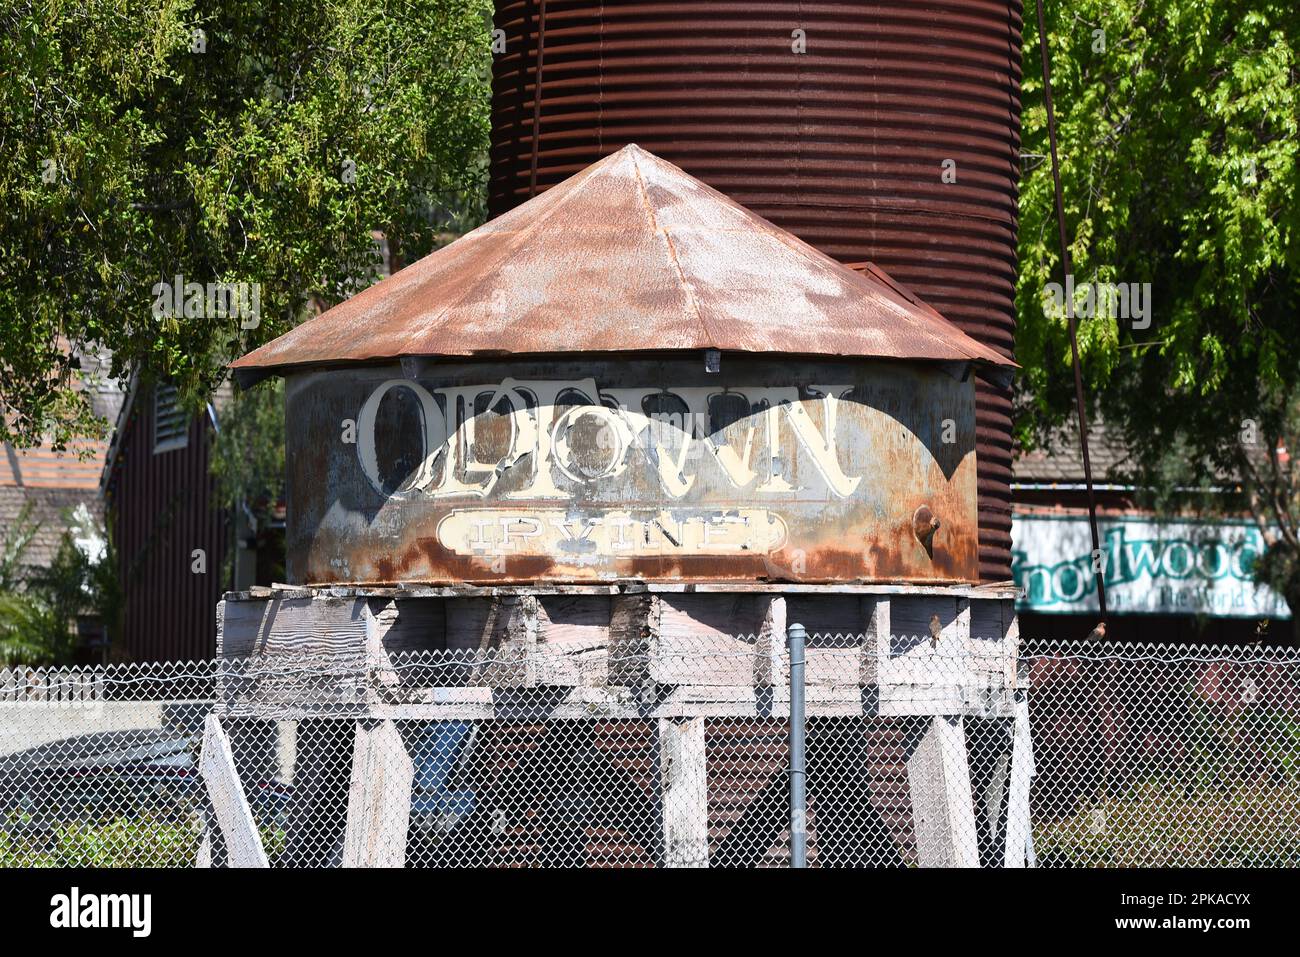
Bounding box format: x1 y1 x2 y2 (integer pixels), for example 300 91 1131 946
105 396 228 662
488 0 1023 580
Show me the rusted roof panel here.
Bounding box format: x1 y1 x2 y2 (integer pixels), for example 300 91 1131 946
232 145 1014 381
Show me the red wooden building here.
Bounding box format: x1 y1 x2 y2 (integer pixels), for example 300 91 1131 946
100 378 232 661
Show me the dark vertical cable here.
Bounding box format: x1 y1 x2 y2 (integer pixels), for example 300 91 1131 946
1034 0 1107 619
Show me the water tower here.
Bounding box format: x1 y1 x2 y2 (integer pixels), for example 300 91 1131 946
204 144 1024 867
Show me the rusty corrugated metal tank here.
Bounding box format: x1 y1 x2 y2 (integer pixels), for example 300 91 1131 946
487 0 1023 581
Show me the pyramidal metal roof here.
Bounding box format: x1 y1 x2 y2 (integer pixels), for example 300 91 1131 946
232 144 1015 384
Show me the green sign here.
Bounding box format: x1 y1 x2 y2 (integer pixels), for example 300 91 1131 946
1011 515 1290 618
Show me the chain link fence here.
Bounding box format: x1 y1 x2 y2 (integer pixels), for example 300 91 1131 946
2 639 1297 867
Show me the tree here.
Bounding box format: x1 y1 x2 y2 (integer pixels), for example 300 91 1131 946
0 503 119 666
0 505 61 665
209 375 284 579
1018 0 1300 627
1 0 491 449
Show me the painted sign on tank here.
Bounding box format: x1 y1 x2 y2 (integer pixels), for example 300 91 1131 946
284 357 980 584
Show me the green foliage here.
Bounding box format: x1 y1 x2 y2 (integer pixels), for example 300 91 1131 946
0 592 62 667
1182 698 1300 792
1 0 492 448
1019 1 1300 618
1036 691 1300 866
1018 1 1299 441
1 812 198 868
0 504 119 666
0 809 286 867
210 377 284 516
0 504 66 665
1034 779 1300 867
0 503 40 593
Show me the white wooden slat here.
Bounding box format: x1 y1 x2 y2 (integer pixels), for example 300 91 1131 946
659 717 709 867
199 713 269 868
1004 694 1036 868
196 829 212 868
906 715 980 868
342 719 414 868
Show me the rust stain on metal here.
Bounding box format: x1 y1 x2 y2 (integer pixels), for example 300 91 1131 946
486 0 1025 580
283 356 981 586
232 145 1013 384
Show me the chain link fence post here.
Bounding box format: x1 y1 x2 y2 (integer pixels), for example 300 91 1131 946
786 621 807 868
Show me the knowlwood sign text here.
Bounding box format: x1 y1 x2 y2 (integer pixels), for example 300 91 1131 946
283 358 981 584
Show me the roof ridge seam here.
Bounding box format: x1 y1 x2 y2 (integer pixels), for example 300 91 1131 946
627 148 714 347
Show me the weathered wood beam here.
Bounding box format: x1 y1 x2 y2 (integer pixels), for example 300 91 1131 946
905 715 979 868
366 599 446 666
754 596 786 688
199 714 269 868
1004 669 1036 868
342 718 414 868
607 592 661 689
218 595 369 659
460 595 541 688
533 594 613 685
222 683 882 722
861 595 889 687
216 591 1018 717
658 717 709 867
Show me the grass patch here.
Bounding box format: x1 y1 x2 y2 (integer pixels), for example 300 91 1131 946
1034 779 1300 867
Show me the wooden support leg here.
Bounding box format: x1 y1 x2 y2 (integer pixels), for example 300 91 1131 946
905 715 979 868
199 714 269 868
658 716 709 868
1004 691 1036 868
342 718 414 868
194 800 229 868
980 741 1012 864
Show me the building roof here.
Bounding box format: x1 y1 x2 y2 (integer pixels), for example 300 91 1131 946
0 440 107 490
0 343 123 570
0 342 123 493
98 374 235 493
1014 419 1131 484
0 486 100 572
232 144 1015 385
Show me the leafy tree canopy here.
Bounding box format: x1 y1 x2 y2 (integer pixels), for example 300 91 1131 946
1018 0 1299 459
1 0 491 449
1019 0 1300 622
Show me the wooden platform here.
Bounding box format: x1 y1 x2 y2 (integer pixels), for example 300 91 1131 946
201 582 1032 868
216 582 1019 721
